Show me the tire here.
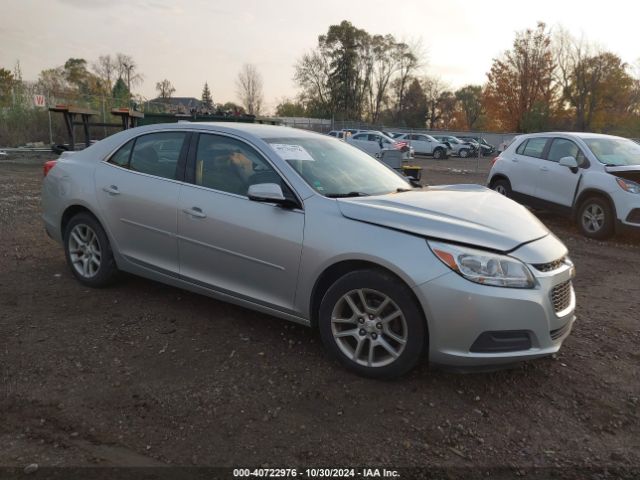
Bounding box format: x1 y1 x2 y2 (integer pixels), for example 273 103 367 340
491 178 512 198
459 148 470 158
577 196 615 239
319 269 427 379
63 212 119 287
432 148 444 160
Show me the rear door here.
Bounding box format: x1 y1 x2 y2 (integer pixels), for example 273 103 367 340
177 132 304 311
508 137 550 197
347 133 372 155
535 137 586 207
95 131 189 275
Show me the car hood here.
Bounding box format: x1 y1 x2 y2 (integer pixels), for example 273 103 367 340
336 184 549 252
605 165 640 182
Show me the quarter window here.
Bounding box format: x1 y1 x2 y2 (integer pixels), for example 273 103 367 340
194 134 280 197
129 132 187 180
108 139 134 167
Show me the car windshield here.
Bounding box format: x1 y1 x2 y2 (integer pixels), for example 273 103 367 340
583 137 640 166
264 136 410 197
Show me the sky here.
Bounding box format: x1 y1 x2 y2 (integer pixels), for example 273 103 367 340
3 0 639 114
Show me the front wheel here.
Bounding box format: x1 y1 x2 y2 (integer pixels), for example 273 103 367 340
577 197 615 239
432 148 444 160
319 270 426 379
64 213 119 287
459 148 470 158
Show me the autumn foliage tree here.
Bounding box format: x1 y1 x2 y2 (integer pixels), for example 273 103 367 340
485 22 556 132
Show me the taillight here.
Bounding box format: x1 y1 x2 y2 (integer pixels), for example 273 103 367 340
490 156 501 167
43 160 57 177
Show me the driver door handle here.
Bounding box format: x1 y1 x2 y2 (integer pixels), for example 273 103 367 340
540 166 549 172
183 207 207 219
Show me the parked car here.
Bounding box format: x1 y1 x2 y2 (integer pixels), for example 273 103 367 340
432 135 476 158
346 130 414 160
42 123 575 378
383 131 405 139
396 133 450 159
488 132 640 239
459 136 497 156
327 130 345 139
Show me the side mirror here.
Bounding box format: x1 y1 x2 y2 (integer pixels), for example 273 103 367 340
248 183 286 203
559 156 578 169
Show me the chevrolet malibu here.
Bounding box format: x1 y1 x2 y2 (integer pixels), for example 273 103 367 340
42 123 576 378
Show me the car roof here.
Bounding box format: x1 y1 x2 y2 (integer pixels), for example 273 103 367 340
515 131 628 141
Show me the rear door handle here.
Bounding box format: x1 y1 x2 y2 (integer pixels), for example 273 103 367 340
540 166 549 172
182 207 206 219
511 158 519 163
102 185 120 195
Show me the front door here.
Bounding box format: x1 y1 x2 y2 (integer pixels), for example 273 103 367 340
177 133 304 311
535 137 585 207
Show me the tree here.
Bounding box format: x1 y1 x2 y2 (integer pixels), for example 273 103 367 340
401 78 427 128
455 85 484 129
422 76 449 129
201 82 213 109
155 79 175 99
0 68 15 107
92 54 116 94
294 50 333 117
236 63 263 115
112 77 130 104
115 53 143 93
320 20 371 121
484 22 556 132
275 98 307 117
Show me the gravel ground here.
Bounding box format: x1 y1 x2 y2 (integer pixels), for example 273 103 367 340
1 152 639 478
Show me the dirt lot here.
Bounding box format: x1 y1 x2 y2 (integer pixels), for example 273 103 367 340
1 153 639 477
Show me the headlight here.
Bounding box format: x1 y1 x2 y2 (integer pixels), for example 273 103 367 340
428 241 535 288
616 177 640 194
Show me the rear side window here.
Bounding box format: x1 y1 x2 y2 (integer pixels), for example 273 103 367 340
521 138 548 158
108 139 134 167
129 132 187 180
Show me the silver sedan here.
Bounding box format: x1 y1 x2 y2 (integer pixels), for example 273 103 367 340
42 123 576 378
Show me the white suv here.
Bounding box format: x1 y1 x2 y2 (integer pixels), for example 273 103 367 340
488 132 640 239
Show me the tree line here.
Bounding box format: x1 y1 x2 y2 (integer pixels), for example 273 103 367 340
280 20 640 136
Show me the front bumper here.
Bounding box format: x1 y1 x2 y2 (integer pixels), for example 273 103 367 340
413 261 575 367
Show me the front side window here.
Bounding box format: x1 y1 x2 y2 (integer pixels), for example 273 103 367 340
583 137 640 166
129 132 187 180
521 138 548 159
195 134 281 196
264 136 410 197
547 138 586 166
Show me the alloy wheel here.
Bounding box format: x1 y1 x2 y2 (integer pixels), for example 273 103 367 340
581 204 605 233
330 288 408 368
68 224 102 278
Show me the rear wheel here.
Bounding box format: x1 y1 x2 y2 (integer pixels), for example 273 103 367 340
459 148 470 158
63 213 119 287
577 197 614 239
491 178 512 198
433 148 444 160
319 270 426 379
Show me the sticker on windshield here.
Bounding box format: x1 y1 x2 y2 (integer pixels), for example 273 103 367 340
270 143 314 161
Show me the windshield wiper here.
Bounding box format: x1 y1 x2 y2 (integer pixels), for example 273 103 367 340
325 191 370 198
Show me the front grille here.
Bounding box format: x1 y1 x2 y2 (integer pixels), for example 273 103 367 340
532 256 566 272
550 321 572 341
551 280 573 314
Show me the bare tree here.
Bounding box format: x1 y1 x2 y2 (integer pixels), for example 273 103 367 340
155 79 175 99
115 53 143 93
236 64 263 115
92 54 116 93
